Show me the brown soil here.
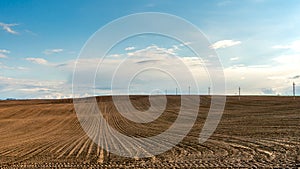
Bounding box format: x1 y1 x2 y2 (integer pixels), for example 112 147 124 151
0 96 299 168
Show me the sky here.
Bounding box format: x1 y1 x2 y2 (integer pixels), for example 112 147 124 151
0 0 300 99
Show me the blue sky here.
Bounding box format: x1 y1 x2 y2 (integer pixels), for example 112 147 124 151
0 0 300 99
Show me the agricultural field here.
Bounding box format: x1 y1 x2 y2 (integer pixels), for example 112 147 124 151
0 96 299 168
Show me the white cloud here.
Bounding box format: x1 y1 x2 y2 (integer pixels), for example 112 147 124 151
127 45 178 57
17 66 27 70
0 49 10 54
0 62 27 70
0 49 10 58
230 57 239 61
2 43 299 98
273 54 300 66
272 40 300 52
125 46 135 51
26 58 48 65
0 22 18 34
211 40 241 49
43 48 64 55
67 44 300 96
0 53 7 58
172 45 179 50
224 57 299 95
109 54 123 58
179 41 192 47
68 44 210 97
25 29 38 36
0 76 70 99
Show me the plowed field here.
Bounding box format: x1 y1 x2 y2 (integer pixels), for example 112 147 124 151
0 96 299 168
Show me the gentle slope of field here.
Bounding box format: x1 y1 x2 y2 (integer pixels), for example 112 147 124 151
0 96 299 168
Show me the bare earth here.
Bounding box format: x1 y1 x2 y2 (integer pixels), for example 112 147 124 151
0 96 299 168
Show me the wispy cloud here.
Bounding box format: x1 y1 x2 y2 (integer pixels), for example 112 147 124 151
272 40 300 52
230 57 239 61
0 62 27 70
224 51 300 95
273 54 300 67
125 46 135 51
43 48 64 55
135 59 160 64
25 29 38 36
0 22 19 34
0 76 70 99
0 54 7 58
211 40 241 49
179 42 192 47
67 44 208 96
0 49 10 58
127 45 178 57
0 49 10 54
26 58 48 65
